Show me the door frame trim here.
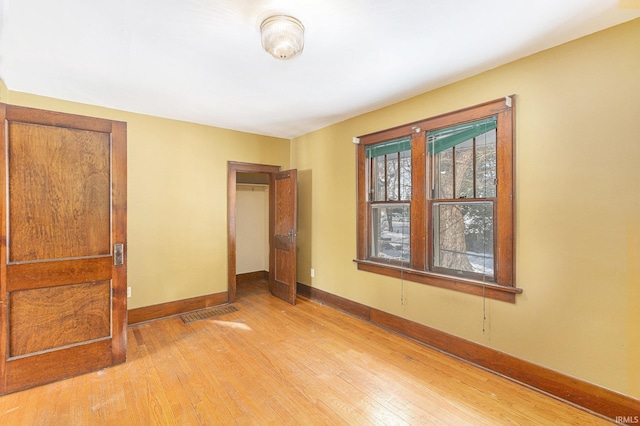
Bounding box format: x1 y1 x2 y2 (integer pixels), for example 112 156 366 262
227 162 280 302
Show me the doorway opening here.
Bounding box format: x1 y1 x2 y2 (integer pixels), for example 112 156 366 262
227 162 279 302
235 171 270 298
227 161 298 305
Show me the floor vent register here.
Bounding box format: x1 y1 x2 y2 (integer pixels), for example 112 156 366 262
181 305 239 323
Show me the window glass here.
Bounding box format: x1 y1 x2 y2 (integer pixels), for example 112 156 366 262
386 154 399 201
370 204 410 262
367 141 412 263
454 139 475 199
475 129 497 198
371 150 411 202
434 129 497 200
373 155 385 201
433 202 494 278
400 149 412 200
436 148 453 199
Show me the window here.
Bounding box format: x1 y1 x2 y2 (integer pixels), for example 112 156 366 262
366 137 411 263
355 97 521 302
429 117 496 280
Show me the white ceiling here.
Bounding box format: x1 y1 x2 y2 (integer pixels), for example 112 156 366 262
0 0 638 139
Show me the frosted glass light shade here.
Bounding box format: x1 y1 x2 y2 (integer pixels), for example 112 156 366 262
260 15 304 60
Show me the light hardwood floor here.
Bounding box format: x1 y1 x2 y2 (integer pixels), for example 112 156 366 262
0 281 610 425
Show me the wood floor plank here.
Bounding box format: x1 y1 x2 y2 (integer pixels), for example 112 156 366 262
0 281 612 425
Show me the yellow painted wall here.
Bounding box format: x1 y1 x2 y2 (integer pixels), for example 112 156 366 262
236 184 269 274
292 19 640 398
2 91 290 309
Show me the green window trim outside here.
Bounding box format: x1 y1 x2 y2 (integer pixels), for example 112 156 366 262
427 116 497 155
366 136 411 158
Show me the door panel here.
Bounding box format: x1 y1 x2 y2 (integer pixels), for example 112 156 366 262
270 169 297 305
8 122 111 262
0 103 127 394
9 281 111 357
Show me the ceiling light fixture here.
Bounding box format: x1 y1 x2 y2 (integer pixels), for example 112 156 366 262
260 15 304 60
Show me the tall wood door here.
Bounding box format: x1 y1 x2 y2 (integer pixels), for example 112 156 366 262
270 169 297 305
0 104 127 395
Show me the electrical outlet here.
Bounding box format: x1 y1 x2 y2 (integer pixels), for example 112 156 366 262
310 268 315 278
127 287 131 298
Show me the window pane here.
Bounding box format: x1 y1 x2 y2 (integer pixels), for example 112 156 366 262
454 139 474 199
475 129 497 198
435 147 454 199
370 204 410 262
373 155 385 201
386 154 399 201
433 202 494 278
399 149 411 200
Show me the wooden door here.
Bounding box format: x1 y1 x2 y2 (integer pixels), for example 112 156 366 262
270 169 297 305
0 104 127 394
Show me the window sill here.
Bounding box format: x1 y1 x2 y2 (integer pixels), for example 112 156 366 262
353 259 522 303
